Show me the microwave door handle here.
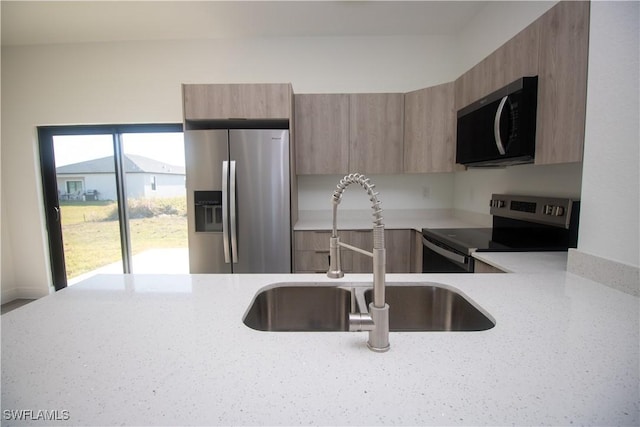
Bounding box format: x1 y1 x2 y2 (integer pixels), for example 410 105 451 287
222 161 231 263
229 160 238 264
422 236 468 265
494 95 509 155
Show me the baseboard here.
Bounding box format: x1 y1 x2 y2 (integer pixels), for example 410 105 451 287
1 286 49 305
1 288 19 305
567 249 640 297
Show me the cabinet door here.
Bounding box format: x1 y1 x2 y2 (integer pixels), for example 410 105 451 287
455 58 491 111
490 22 539 94
294 230 352 273
385 229 411 273
349 93 404 174
535 1 589 165
294 94 349 174
183 83 292 120
347 230 374 273
474 260 505 274
404 82 455 173
410 229 423 273
340 229 411 274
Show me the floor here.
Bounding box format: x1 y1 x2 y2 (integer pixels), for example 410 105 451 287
1 299 35 315
2 248 189 314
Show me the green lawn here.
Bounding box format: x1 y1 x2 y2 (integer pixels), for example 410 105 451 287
60 200 187 279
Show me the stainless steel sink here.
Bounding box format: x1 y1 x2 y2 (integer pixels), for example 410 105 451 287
364 285 494 331
243 282 494 332
243 285 351 331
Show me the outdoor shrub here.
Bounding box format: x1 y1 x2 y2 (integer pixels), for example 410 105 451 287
98 197 186 221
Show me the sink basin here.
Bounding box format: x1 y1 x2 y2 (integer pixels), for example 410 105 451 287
243 284 351 331
364 285 494 331
243 282 494 332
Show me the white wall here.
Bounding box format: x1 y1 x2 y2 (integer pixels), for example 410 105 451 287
576 1 639 268
453 163 583 216
3 1 621 301
298 174 454 212
454 1 557 77
1 34 458 300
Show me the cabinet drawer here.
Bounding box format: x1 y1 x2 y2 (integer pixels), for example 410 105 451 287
293 230 349 252
294 251 330 273
294 230 333 251
294 250 353 273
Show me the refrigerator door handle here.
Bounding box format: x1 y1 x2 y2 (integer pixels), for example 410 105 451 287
222 161 231 263
229 160 238 264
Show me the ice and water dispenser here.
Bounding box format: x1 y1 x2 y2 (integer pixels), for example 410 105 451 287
194 191 223 232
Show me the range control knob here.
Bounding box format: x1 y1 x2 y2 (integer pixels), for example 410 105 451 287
490 199 506 208
543 205 565 216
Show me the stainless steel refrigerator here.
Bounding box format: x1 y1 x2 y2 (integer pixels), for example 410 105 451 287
185 129 291 273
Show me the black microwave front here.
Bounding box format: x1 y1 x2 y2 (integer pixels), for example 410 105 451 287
456 76 538 167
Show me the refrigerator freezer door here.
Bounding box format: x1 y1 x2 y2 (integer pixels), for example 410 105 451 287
185 129 232 273
229 129 291 273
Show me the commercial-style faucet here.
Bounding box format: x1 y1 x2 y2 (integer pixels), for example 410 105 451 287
327 173 390 352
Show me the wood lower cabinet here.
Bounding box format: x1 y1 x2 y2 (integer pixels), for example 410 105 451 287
349 93 404 174
294 229 411 274
294 230 352 273
410 229 423 273
535 0 589 165
294 94 349 174
385 229 412 273
183 83 292 121
404 82 455 173
346 229 412 273
474 260 506 274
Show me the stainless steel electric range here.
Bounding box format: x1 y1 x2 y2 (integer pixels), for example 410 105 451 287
422 194 580 273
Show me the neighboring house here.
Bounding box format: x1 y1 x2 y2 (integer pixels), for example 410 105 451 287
56 154 186 201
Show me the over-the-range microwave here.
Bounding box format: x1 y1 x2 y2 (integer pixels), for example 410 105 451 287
456 76 538 167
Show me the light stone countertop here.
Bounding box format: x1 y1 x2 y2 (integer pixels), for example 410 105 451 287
472 251 568 273
2 272 638 426
294 209 490 231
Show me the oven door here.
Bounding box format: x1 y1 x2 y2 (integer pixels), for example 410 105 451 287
422 235 473 273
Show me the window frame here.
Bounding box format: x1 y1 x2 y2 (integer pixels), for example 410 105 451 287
38 123 183 290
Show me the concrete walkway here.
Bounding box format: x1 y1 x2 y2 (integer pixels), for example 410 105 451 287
68 248 189 286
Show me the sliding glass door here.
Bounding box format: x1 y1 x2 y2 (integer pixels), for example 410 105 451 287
38 124 186 290
121 132 187 274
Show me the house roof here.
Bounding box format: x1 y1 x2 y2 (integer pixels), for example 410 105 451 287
56 154 185 175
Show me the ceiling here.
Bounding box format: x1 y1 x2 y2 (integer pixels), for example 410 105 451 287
1 1 487 46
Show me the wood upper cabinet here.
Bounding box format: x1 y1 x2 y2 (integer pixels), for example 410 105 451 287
454 0 589 166
349 93 404 174
294 94 349 175
535 0 590 165
455 19 539 111
404 82 455 173
183 83 292 120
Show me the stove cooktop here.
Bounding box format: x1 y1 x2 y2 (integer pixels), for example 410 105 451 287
423 194 580 256
422 228 508 255
422 224 576 255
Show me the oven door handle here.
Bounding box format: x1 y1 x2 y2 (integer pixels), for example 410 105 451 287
422 236 468 265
